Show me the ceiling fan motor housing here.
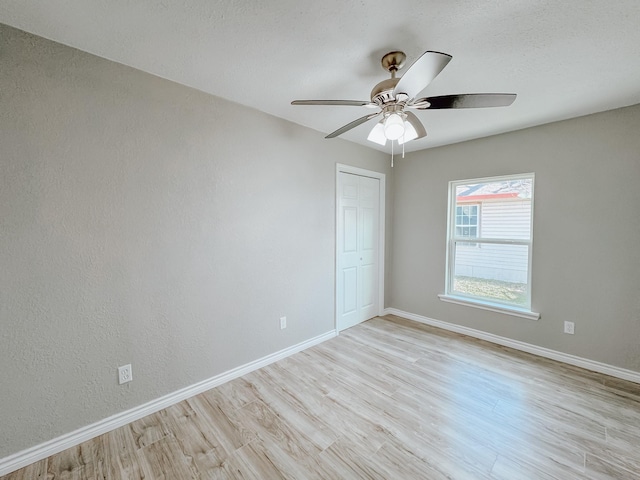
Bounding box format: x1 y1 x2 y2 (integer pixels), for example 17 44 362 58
370 78 400 105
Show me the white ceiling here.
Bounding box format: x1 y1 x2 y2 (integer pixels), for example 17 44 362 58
2 1 640 152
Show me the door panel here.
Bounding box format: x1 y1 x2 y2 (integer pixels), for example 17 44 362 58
343 207 358 252
342 267 357 314
362 208 375 251
361 264 375 307
337 172 380 331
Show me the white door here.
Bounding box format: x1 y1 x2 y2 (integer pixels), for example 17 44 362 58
336 172 380 331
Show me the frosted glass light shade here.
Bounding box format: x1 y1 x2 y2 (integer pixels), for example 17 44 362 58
397 120 418 145
367 121 387 145
383 113 405 140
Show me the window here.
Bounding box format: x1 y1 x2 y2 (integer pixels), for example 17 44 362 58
443 173 536 317
455 204 479 245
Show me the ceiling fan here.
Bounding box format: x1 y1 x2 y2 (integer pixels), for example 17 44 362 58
291 50 516 146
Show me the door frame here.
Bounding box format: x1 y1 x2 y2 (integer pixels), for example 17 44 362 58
335 163 386 331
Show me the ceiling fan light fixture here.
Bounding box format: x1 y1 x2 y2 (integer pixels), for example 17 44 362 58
367 121 387 146
383 113 405 140
397 120 418 145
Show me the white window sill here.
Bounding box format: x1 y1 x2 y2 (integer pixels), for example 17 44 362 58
438 294 540 320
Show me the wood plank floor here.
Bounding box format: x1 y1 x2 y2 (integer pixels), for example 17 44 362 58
4 314 640 479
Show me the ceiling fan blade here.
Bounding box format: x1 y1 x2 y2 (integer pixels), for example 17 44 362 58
413 93 517 109
404 111 427 140
326 112 381 139
392 51 452 100
292 100 377 108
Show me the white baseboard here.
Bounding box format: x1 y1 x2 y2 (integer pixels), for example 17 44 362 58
0 330 337 477
382 308 640 384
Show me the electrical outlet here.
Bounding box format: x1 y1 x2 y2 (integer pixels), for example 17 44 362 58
118 364 132 384
564 321 575 335
280 316 287 330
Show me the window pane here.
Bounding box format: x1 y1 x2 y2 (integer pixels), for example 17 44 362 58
455 203 479 240
456 179 532 240
452 242 529 307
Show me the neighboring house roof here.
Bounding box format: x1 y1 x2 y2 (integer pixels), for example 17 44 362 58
457 179 532 202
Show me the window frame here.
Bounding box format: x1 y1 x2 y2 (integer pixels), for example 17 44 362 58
443 173 539 319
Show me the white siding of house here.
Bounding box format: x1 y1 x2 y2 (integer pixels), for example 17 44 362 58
481 200 531 240
454 199 531 283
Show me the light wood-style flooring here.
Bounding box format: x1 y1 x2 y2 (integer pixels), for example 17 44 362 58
4 315 640 479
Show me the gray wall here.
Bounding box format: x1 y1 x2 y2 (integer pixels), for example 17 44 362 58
390 104 640 372
5 18 640 461
0 24 390 458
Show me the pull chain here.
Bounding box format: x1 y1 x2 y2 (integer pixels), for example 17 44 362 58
391 140 394 168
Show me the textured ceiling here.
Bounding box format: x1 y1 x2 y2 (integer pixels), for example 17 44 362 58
2 1 640 152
